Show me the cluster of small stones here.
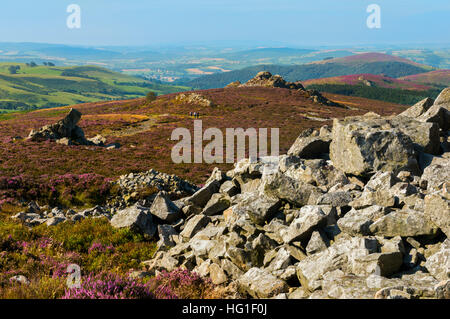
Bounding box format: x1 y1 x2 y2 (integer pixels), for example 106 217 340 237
227 71 344 108
110 169 199 208
12 202 112 227
175 93 215 107
12 87 450 299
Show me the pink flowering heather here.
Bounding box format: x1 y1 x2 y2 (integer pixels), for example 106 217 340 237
62 272 155 299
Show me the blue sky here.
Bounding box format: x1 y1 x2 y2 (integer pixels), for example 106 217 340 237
0 0 449 46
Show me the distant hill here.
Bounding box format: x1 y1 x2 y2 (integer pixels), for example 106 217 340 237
398 70 450 87
302 73 438 91
183 53 434 89
0 63 188 112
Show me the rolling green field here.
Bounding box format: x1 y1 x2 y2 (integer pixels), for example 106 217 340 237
0 63 189 112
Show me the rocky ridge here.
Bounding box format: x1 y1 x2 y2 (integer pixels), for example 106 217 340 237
228 71 344 108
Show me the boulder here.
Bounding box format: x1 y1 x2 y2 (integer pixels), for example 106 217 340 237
288 130 331 159
186 180 220 207
209 263 228 285
369 209 439 237
337 206 387 236
282 206 328 244
233 191 281 225
201 193 231 216
264 172 321 207
306 230 329 255
150 191 181 224
421 161 450 192
179 214 211 239
156 225 178 251
425 240 450 281
399 98 434 118
330 117 422 176
110 205 156 237
424 191 450 237
352 252 403 277
237 267 289 298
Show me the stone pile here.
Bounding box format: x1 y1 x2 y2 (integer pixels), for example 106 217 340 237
122 87 449 299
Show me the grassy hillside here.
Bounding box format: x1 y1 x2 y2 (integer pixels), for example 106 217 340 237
399 70 450 87
184 54 433 89
305 83 441 105
0 63 189 112
301 73 438 91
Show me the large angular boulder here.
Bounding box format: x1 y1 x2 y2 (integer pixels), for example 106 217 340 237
264 172 321 207
180 214 211 239
424 191 450 237
237 267 288 298
288 128 331 159
110 205 156 237
337 206 388 236
186 180 220 207
421 161 450 192
399 98 434 118
425 240 450 281
282 206 328 244
330 117 419 176
150 191 181 223
369 209 439 237
201 193 231 216
233 191 281 225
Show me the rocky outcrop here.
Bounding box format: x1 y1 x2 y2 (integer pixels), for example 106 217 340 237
27 108 108 147
233 71 344 107
240 71 305 90
175 93 214 107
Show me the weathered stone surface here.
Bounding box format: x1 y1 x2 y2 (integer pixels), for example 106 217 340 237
352 252 403 277
421 161 450 192
201 193 231 216
186 180 220 207
237 267 289 298
288 131 331 159
418 103 450 131
424 191 450 237
425 240 450 281
110 205 156 237
369 209 439 237
296 236 378 291
209 263 228 285
399 97 434 118
156 225 178 251
306 230 329 255
264 172 321 207
180 214 211 239
233 191 281 225
283 206 328 244
150 191 181 223
337 206 387 236
330 117 420 176
316 191 353 207
221 259 244 279
45 216 66 226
